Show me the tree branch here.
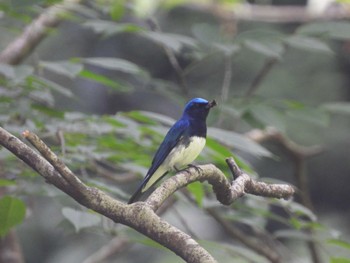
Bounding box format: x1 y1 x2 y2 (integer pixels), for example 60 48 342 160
81 236 131 263
246 127 323 263
0 0 81 65
146 157 294 211
201 3 350 23
244 57 279 98
0 127 295 262
0 127 216 263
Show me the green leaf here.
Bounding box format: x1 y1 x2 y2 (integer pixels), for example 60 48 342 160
0 196 26 237
124 111 158 125
31 104 65 118
0 179 16 186
285 35 333 54
192 23 223 45
187 181 204 206
206 138 233 158
78 69 130 91
286 107 329 127
249 104 286 132
101 115 125 127
208 127 272 157
322 102 350 115
233 155 255 174
330 258 350 263
12 65 34 84
244 40 283 58
328 239 350 250
287 202 317 222
142 31 197 52
206 139 254 174
0 64 34 84
28 75 74 97
62 207 101 232
0 64 15 79
297 21 350 40
110 0 125 20
83 20 142 35
83 57 145 75
137 111 175 126
284 100 306 110
274 229 313 241
40 61 83 78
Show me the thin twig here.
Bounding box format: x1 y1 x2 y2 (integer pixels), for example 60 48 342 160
244 57 279 98
92 160 139 184
147 18 188 95
56 129 66 156
217 52 233 127
207 208 281 263
245 127 323 158
22 130 88 194
82 237 130 263
221 53 232 102
173 207 199 239
226 157 242 179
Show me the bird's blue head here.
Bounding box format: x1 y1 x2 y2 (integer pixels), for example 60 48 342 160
182 98 217 120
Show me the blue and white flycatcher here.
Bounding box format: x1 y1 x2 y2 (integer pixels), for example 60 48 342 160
128 98 216 203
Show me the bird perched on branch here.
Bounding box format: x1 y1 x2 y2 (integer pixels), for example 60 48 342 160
128 98 217 204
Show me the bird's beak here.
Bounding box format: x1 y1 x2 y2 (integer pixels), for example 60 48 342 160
206 99 217 109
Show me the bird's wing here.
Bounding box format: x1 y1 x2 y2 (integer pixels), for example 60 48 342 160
147 118 189 178
128 119 189 203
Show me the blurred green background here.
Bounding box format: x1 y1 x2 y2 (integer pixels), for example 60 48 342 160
1 0 350 262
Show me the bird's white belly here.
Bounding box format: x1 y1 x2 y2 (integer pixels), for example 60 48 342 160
166 136 206 170
142 136 206 192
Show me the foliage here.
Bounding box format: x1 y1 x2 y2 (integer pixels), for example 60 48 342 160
1 0 350 262
0 196 26 237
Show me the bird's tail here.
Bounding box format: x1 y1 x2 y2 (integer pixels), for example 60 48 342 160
128 183 145 204
128 170 169 204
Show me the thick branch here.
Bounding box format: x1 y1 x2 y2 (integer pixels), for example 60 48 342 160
0 127 216 263
0 0 81 65
146 158 295 211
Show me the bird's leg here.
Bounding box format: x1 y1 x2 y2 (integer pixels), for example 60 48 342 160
187 164 203 174
173 164 202 175
174 165 184 173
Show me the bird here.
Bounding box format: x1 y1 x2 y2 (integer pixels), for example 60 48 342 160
128 98 216 204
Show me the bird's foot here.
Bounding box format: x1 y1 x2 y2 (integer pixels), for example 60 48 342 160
187 164 203 174
174 166 181 173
